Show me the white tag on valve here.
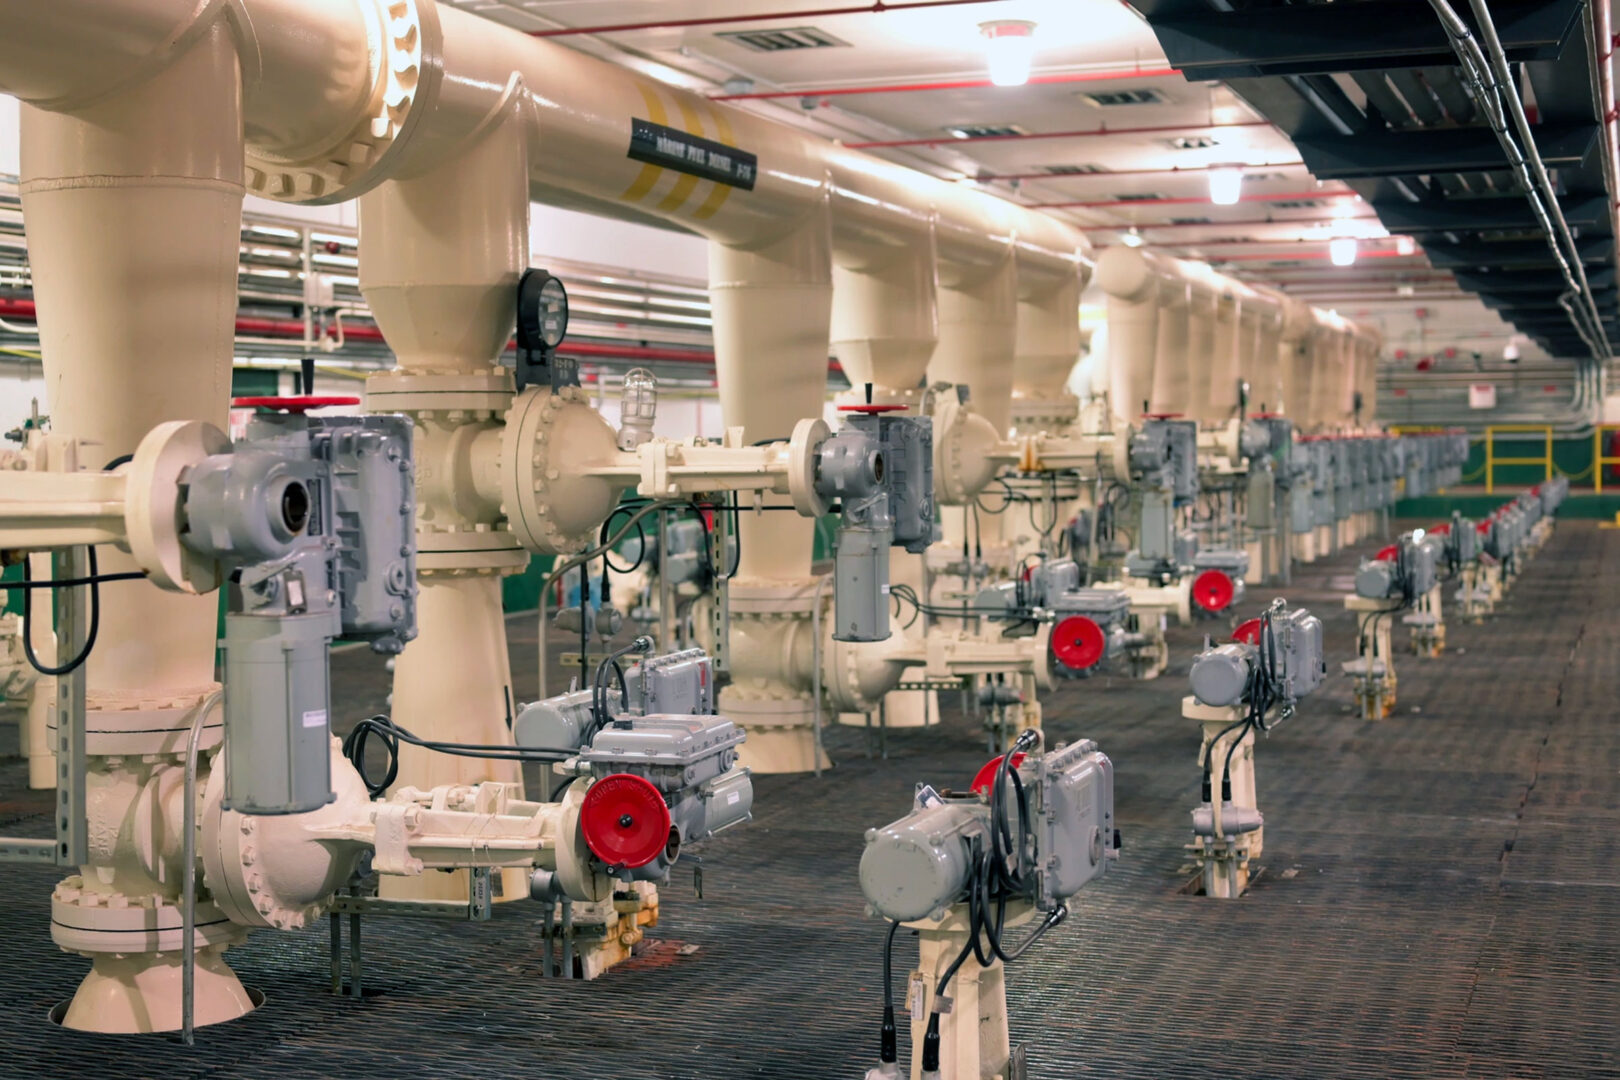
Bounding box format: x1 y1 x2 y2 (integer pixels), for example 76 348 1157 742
906 972 926 1022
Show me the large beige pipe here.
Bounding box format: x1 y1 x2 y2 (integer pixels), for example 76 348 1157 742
1012 272 1085 413
1277 295 1316 422
1204 283 1243 424
14 10 251 1031
830 216 937 405
1095 248 1164 428
1244 285 1288 414
358 116 531 901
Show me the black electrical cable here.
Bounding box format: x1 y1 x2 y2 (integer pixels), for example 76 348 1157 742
599 506 647 575
18 549 147 677
878 919 900 1066
342 714 579 798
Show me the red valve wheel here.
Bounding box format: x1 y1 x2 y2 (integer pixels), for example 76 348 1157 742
1192 569 1236 613
970 752 1028 795
1140 411 1184 420
232 395 361 414
1051 615 1107 672
1232 618 1263 645
579 773 671 869
1374 544 1400 563
837 403 909 414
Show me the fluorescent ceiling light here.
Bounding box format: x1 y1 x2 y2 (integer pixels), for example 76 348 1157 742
1207 165 1242 206
1121 227 1145 248
981 21 1036 87
1329 236 1358 267
1394 235 1416 256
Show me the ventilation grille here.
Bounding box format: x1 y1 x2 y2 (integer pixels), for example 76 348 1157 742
1114 192 1166 202
1170 217 1213 225
1270 199 1325 210
1046 164 1109 175
1081 88 1167 107
1164 135 1219 150
715 26 849 51
947 123 1027 139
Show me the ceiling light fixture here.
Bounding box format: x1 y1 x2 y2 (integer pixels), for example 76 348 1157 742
1121 228 1145 248
980 20 1037 87
1329 236 1358 267
1503 337 1521 361
1207 165 1243 206
1395 235 1416 256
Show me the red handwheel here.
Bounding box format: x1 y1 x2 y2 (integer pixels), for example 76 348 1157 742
1192 569 1236 613
1232 618 1263 645
970 752 1028 795
232 395 361 413
579 773 671 869
1051 615 1107 672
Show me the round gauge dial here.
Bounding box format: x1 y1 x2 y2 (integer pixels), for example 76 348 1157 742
536 274 568 349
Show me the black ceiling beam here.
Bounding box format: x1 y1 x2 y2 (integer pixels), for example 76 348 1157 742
1454 268 1618 293
1375 194 1609 234
1150 0 1583 81
1422 236 1614 269
1295 123 1598 180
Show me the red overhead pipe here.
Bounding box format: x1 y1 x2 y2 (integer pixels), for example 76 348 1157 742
711 67 1178 101
0 299 814 371
1205 248 1419 263
1030 189 1351 210
529 0 1009 38
1078 214 1376 233
846 119 1270 149
980 161 1306 183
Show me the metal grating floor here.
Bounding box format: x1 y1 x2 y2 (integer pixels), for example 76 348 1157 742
0 521 1615 1079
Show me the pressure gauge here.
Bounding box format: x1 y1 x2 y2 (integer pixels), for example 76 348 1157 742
516 268 569 351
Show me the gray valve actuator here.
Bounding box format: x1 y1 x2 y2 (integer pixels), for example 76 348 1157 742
859 739 1115 922
514 647 751 882
816 407 933 643
181 410 417 815
1354 530 1444 602
1188 603 1325 710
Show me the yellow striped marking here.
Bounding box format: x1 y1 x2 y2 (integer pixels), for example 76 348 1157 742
655 95 706 213
693 104 739 221
620 82 669 203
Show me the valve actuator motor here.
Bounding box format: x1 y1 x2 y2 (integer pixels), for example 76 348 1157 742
816 408 934 643
859 738 1115 922
1188 604 1325 710
514 647 752 882
1354 530 1445 602
182 410 417 815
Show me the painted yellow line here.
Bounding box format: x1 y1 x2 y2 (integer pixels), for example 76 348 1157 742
693 103 739 221
621 82 669 203
655 96 706 212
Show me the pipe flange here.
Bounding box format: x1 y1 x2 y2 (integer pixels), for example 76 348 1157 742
201 739 368 931
244 0 441 204
365 369 515 415
726 578 824 615
125 421 231 593
787 417 830 518
502 385 623 556
50 878 245 955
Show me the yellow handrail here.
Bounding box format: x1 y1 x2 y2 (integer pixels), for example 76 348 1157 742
1594 424 1620 493
1483 425 1552 495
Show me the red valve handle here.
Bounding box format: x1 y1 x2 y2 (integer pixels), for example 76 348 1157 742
232 395 361 413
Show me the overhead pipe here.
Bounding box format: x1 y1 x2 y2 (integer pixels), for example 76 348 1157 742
983 162 1308 184
711 67 1179 102
1031 190 1354 210
846 120 1271 151
528 0 1011 38
1427 0 1611 366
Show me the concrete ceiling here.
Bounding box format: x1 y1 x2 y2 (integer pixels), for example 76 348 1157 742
449 0 1611 365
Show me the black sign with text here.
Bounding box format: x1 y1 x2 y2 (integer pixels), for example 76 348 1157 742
628 118 757 191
